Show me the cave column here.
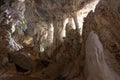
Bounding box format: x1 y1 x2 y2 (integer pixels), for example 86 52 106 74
46 23 54 57
53 18 64 50
46 17 68 57
46 19 63 57
47 23 54 47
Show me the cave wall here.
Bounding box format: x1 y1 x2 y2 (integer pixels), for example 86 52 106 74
82 0 120 79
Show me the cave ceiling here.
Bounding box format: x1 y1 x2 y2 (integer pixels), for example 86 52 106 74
25 0 94 22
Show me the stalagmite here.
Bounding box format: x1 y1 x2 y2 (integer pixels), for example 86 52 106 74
85 31 120 80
